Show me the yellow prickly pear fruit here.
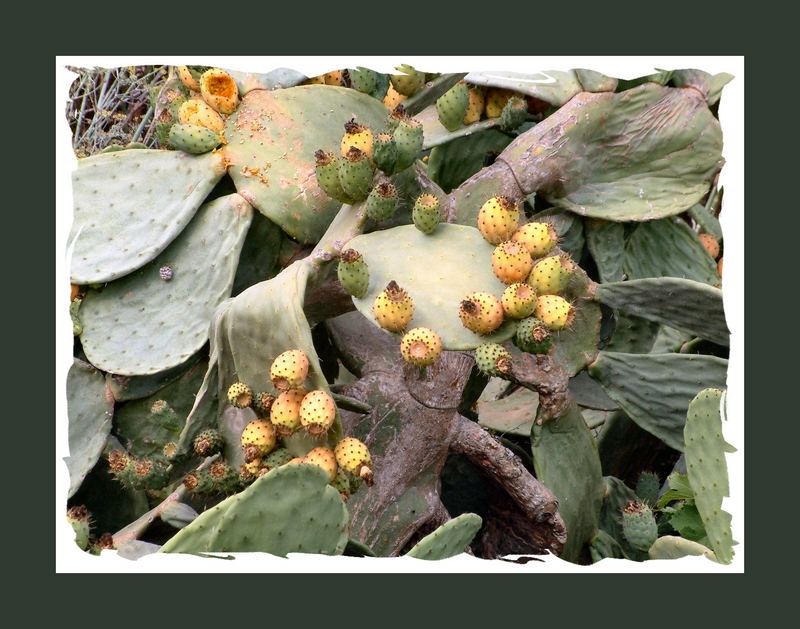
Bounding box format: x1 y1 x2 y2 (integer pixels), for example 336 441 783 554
199 68 239 114
718 257 723 277
477 196 520 245
534 295 574 331
178 100 225 133
334 437 374 485
459 292 505 335
528 255 576 295
463 85 485 124
241 419 277 459
270 388 306 436
270 349 309 390
492 241 534 285
324 70 345 86
305 74 326 85
373 281 414 333
512 222 559 258
501 283 537 319
177 66 200 91
400 327 443 367
698 233 721 259
303 447 338 482
299 390 337 436
383 83 407 110
485 88 515 118
227 382 253 408
340 119 374 159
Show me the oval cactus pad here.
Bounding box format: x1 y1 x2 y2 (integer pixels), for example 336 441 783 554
347 224 516 350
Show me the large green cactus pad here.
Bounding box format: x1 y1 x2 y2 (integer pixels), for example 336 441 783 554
406 513 483 560
684 388 733 564
347 224 516 350
585 219 626 283
477 388 538 436
161 464 348 556
226 67 305 95
594 278 728 346
66 359 114 497
671 69 734 106
223 85 387 243
648 535 717 561
464 70 584 106
80 193 252 375
588 352 728 451
69 149 226 284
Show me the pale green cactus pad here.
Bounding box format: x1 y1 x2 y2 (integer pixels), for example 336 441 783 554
69 149 226 284
406 513 483 560
464 69 585 107
80 193 252 375
584 219 626 283
648 535 717 561
477 388 538 436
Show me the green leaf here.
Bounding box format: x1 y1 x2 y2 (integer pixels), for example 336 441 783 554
657 471 695 508
665 502 707 543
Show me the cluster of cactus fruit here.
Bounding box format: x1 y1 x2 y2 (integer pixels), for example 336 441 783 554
65 62 734 566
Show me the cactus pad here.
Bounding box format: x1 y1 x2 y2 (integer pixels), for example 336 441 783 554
406 513 482 560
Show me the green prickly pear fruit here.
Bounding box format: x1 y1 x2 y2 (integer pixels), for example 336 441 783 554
199 67 239 114
132 457 169 491
474 343 513 377
635 471 661 506
183 469 215 496
270 388 306 436
340 118 374 160
534 295 574 331
67 505 92 551
208 459 240 495
392 115 424 171
366 182 398 222
263 447 293 470
515 317 553 355
227 382 253 408
240 458 261 484
373 133 398 175
270 349 309 391
498 96 528 132
253 392 276 417
168 123 221 155
331 470 353 500
334 437 374 485
162 442 179 461
337 249 370 298
459 292 505 335
178 99 225 133
373 281 414 333
299 390 337 436
390 64 426 96
387 104 407 131
478 196 520 245
400 327 443 367
528 255 576 295
303 447 338 482
193 429 224 458
622 501 658 552
492 241 534 285
315 150 354 204
347 67 379 95
70 298 83 336
436 81 470 131
338 147 374 202
512 222 558 258
501 283 537 319
241 419 277 459
412 194 441 234
150 399 181 432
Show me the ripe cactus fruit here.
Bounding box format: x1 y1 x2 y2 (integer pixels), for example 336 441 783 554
474 343 512 377
436 81 470 131
392 115 423 171
412 194 441 234
240 459 261 484
300 390 337 436
622 501 658 552
400 327 443 367
477 196 520 245
168 124 221 154
337 249 370 298
227 382 253 408
459 292 505 335
178 99 225 133
303 447 338 482
340 119 374 160
270 388 306 436
528 255 575 295
372 133 398 175
324 70 345 86
177 66 200 92
334 437 374 485
241 419 277 458
366 182 398 222
718 257 723 277
199 68 239 114
534 294 574 331
485 88 514 118
698 233 721 259
373 281 414 333
314 150 353 204
463 85 485 124
501 283 537 319
67 505 92 551
253 392 276 417
338 147 374 202
512 222 558 258
390 64 426 96
270 349 310 391
263 447 293 470
515 317 553 354
383 84 407 110
193 429 224 458
492 241 534 284
499 96 528 132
